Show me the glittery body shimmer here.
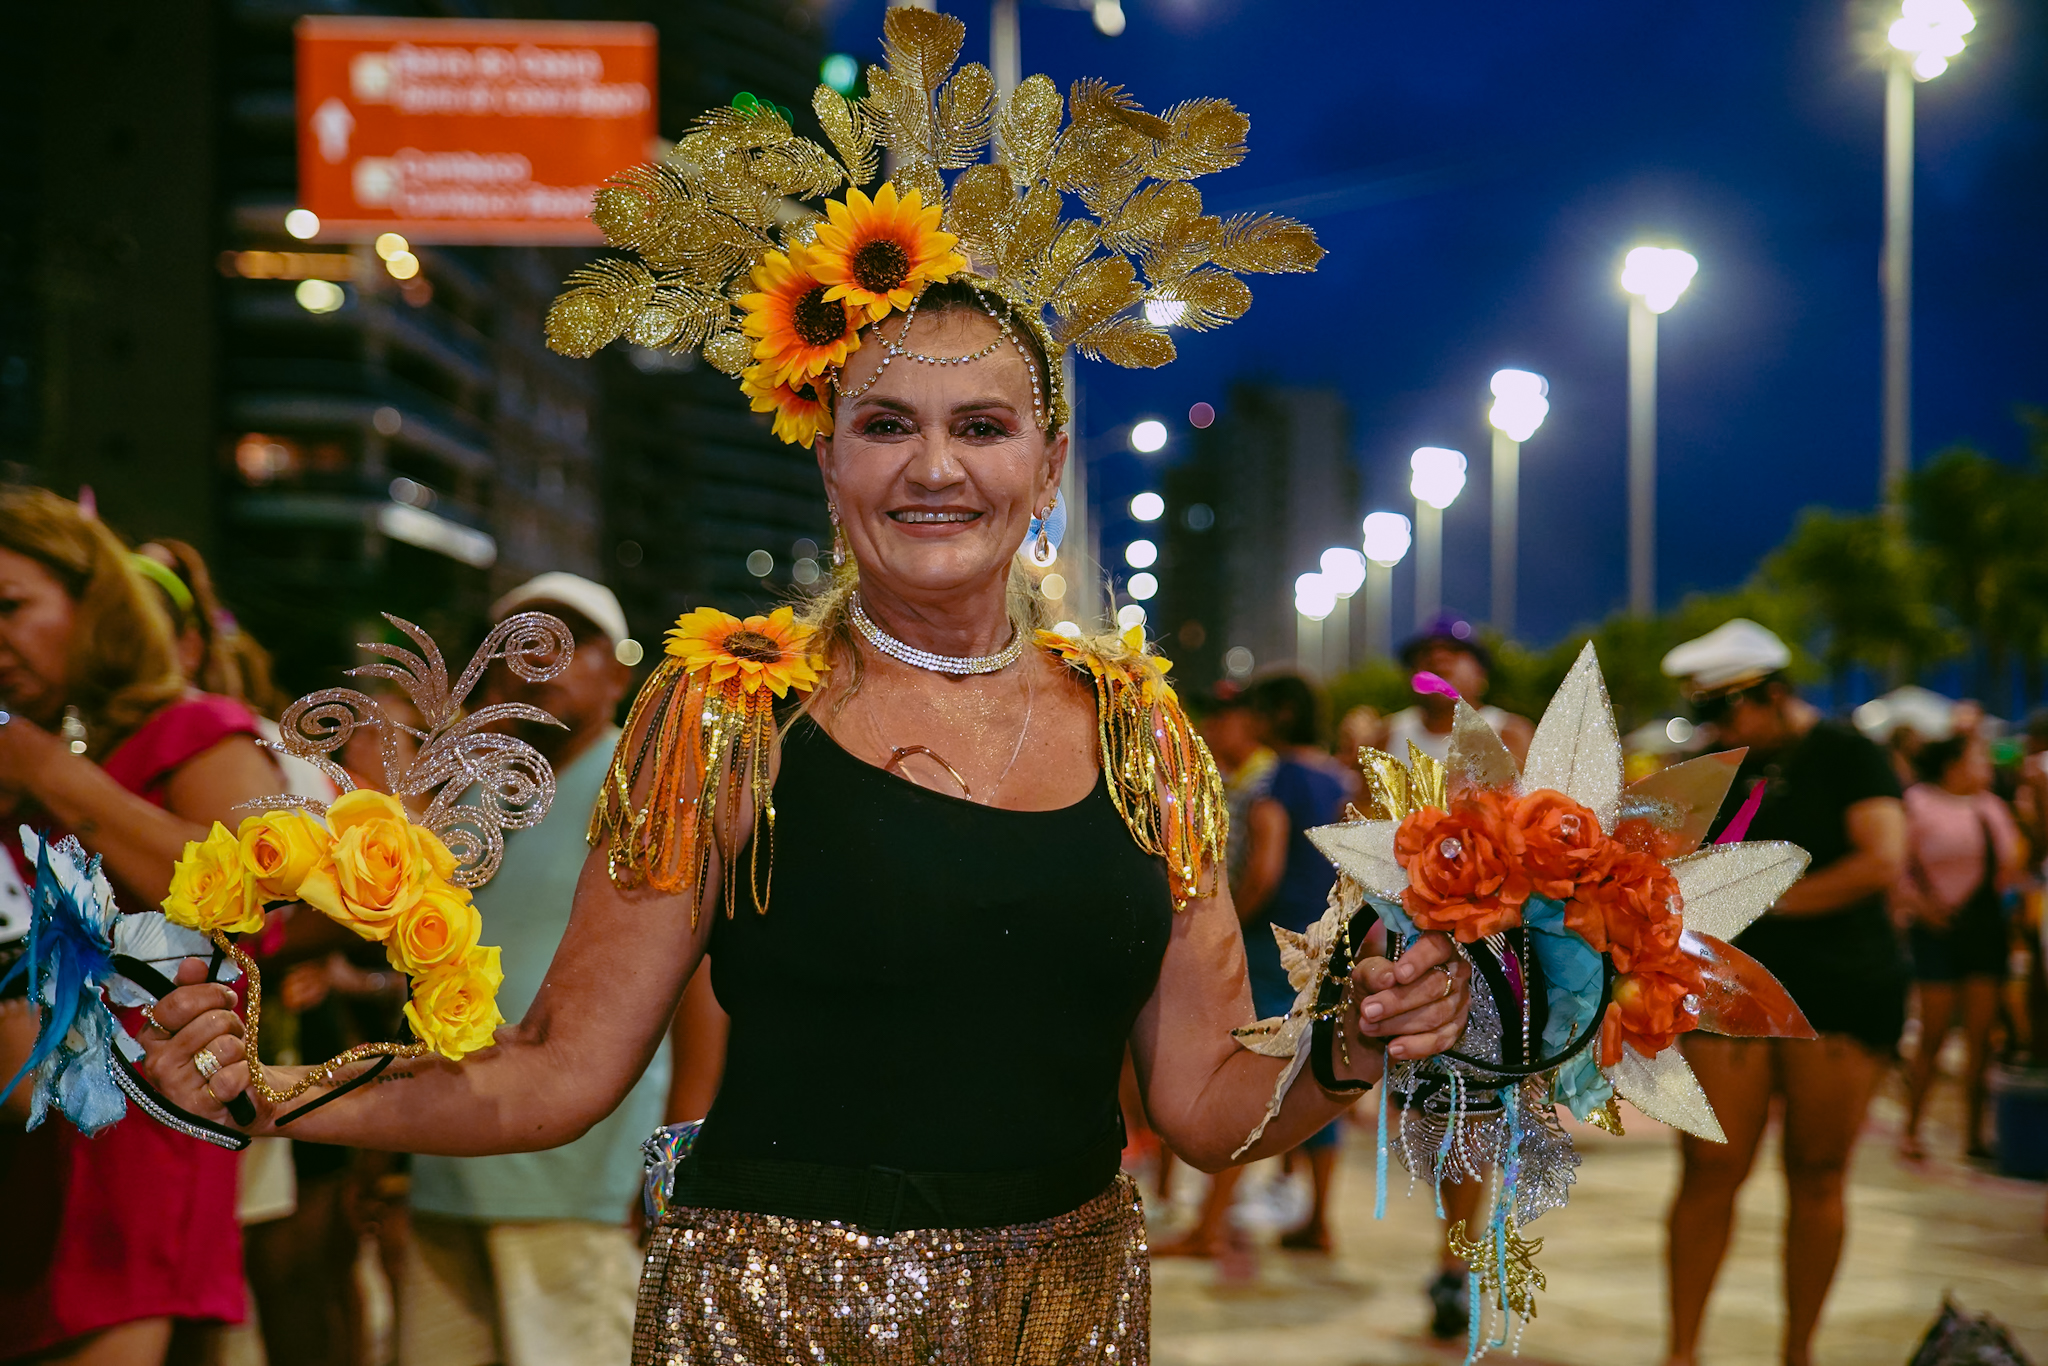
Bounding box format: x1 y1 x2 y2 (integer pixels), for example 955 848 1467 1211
632 1175 1149 1365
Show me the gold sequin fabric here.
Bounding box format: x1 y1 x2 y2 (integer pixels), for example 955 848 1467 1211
632 1175 1149 1365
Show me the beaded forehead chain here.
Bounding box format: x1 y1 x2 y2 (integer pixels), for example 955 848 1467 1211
543 5 1324 447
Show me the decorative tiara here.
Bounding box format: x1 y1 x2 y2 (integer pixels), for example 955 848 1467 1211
543 6 1323 444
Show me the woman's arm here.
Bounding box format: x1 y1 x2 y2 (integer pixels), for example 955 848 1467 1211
140 845 713 1156
1233 797 1288 921
1771 796 1907 917
0 719 280 905
1129 878 1469 1173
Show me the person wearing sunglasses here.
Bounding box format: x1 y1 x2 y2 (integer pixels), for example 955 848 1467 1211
1657 619 1907 1366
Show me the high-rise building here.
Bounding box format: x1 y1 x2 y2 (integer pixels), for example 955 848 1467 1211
1157 384 1358 689
0 0 829 689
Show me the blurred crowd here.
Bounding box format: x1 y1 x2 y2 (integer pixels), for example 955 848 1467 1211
0 487 2043 1364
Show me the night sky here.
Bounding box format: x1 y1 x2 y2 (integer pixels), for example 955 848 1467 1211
822 0 2048 648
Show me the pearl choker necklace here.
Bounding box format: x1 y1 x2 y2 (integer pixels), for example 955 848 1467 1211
850 595 1026 676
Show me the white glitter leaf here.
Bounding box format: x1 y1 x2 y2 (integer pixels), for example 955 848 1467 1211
1448 700 1521 794
1305 821 1406 900
1669 841 1810 941
1521 641 1623 830
1606 1044 1725 1142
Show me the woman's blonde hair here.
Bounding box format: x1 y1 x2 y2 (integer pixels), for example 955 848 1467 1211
0 487 185 755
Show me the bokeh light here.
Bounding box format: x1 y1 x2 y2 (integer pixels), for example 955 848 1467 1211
375 232 410 261
1130 419 1168 454
1487 369 1550 441
1320 547 1367 597
294 279 344 314
1115 603 1147 630
1127 572 1158 600
1130 491 1165 522
1363 511 1413 566
820 53 860 93
1124 538 1158 568
284 208 320 239
1294 571 1336 621
1621 246 1699 314
1409 447 1467 510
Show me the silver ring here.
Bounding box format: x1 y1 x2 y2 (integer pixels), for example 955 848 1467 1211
193 1047 222 1081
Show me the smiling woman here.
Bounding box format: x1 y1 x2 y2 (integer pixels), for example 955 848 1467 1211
134 10 1476 1366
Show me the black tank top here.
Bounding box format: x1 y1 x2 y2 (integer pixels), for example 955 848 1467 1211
695 715 1175 1174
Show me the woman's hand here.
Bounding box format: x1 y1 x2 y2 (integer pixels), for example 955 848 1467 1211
138 957 267 1132
1352 929 1470 1062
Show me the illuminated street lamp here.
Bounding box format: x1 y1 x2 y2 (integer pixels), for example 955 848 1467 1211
1320 546 1367 676
1620 246 1698 615
1880 0 1975 507
1486 369 1548 637
1294 571 1337 677
1362 512 1412 663
1409 447 1466 624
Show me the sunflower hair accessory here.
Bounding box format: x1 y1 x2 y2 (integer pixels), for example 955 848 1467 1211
159 613 574 1113
544 5 1323 444
590 606 824 923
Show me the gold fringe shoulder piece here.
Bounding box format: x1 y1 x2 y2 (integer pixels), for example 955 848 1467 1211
590 607 825 925
1036 628 1225 910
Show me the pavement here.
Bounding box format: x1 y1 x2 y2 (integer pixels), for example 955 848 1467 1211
1144 1085 2048 1365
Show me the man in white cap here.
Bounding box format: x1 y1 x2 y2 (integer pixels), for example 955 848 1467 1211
398 574 687 1366
1657 619 1906 1366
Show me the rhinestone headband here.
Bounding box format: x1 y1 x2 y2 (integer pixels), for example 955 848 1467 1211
831 285 1052 431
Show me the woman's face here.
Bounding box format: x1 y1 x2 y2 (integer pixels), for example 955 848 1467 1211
0 547 75 725
818 308 1066 602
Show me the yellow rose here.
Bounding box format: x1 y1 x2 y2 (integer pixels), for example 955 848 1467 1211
236 810 333 902
386 877 482 976
302 789 437 941
404 945 505 1060
163 823 264 935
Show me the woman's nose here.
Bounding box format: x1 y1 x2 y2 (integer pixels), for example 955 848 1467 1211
904 433 966 491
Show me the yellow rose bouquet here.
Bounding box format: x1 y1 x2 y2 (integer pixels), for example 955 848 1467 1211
160 612 573 1118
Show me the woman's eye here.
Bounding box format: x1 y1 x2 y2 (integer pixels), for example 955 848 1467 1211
959 418 1010 440
860 417 911 436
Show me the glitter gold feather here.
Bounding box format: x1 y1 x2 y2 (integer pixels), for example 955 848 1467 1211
547 0 1324 412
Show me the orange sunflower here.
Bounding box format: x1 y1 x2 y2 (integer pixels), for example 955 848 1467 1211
739 244 861 389
664 606 824 699
808 184 967 322
740 366 834 447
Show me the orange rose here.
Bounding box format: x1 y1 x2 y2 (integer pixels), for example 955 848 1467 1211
1511 791 1615 901
1607 964 1702 1060
1394 792 1530 942
1566 848 1681 970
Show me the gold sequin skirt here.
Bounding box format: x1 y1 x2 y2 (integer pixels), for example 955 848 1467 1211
631 1173 1150 1365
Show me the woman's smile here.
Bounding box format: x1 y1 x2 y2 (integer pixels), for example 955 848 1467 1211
886 507 984 535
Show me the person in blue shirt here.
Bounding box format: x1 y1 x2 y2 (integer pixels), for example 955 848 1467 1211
1156 671 1356 1257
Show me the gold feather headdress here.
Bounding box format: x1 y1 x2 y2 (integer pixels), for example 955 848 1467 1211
543 6 1323 444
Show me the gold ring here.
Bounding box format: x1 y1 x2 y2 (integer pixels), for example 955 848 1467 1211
142 1004 170 1037
1437 964 1456 1001
193 1047 222 1081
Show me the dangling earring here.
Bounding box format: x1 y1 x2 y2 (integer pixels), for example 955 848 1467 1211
1031 503 1055 566
829 502 847 568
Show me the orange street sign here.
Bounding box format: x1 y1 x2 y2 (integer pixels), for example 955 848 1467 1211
295 16 655 244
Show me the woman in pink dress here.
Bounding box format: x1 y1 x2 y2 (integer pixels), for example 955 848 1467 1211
1896 732 2025 1161
0 487 282 1365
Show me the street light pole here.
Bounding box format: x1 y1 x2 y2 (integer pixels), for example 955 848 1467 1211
1362 512 1411 663
1882 53 1912 508
1491 427 1518 633
1486 369 1548 637
1408 448 1465 625
1627 294 1658 616
1620 247 1697 617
